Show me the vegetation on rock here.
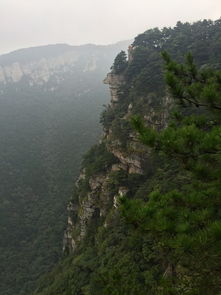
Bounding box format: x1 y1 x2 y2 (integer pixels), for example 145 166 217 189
122 53 221 294
111 50 128 74
34 19 221 295
0 42 130 295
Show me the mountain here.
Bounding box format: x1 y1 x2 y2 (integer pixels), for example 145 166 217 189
33 19 221 295
0 42 132 84
0 40 131 295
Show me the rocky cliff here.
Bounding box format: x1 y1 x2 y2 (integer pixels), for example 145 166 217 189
0 42 131 86
0 41 134 295
63 47 171 253
31 19 221 295
33 19 221 295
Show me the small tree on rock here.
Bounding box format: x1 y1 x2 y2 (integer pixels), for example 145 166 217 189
111 51 128 74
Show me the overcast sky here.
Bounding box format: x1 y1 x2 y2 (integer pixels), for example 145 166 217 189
0 0 220 54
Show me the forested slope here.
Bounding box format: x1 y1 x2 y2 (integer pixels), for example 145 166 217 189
0 41 130 295
33 19 221 295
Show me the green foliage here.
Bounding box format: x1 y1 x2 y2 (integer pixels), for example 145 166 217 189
111 119 132 148
33 19 221 295
111 51 128 74
102 19 221 146
122 55 221 294
100 105 115 129
126 19 221 96
82 143 118 177
161 51 221 111
126 46 164 95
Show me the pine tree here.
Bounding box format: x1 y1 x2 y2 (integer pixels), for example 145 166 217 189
121 53 221 295
111 51 128 74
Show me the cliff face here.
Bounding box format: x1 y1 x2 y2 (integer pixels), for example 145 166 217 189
0 42 134 295
33 20 221 295
0 47 89 84
63 52 171 253
0 42 131 87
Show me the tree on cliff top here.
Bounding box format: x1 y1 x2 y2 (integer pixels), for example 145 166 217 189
111 50 128 74
121 53 221 295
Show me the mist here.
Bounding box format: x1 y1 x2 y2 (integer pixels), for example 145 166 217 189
0 0 220 53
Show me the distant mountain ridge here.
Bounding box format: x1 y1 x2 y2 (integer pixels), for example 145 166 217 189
0 39 131 295
0 41 131 84
0 41 131 65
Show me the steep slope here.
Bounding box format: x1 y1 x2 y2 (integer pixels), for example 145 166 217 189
34 19 221 295
0 41 131 295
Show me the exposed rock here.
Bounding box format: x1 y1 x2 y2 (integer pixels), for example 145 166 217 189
109 147 144 175
113 187 129 208
63 201 78 253
79 192 99 238
103 73 125 105
63 228 76 253
118 186 129 196
111 163 127 172
75 169 86 187
99 178 115 216
89 175 106 191
128 103 133 111
128 45 137 63
0 52 80 84
63 60 170 254
113 195 119 208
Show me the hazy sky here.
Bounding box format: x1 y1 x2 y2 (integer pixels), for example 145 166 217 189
0 0 220 54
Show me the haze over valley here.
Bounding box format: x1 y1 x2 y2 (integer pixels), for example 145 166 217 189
0 40 130 295
0 1 221 295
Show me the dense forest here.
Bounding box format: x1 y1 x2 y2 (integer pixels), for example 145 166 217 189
33 19 221 295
